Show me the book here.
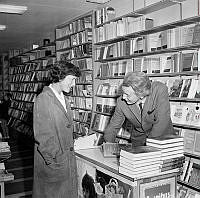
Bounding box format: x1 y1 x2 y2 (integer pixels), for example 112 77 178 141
146 141 184 149
120 145 161 160
168 78 183 97
119 155 161 167
179 78 192 98
187 79 199 98
119 165 160 179
183 129 196 154
192 23 200 44
146 135 183 145
120 161 160 173
193 130 200 156
181 52 194 72
194 79 200 98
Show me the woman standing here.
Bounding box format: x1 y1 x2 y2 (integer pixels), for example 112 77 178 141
33 61 81 198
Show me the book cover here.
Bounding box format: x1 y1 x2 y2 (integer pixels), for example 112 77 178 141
147 135 183 145
181 52 194 72
194 79 200 98
168 78 183 98
179 78 192 98
187 79 199 98
193 130 200 156
183 129 196 154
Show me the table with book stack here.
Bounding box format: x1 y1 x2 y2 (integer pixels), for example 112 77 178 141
0 141 14 198
75 135 184 198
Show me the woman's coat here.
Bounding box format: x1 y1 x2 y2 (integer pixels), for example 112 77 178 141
32 86 78 198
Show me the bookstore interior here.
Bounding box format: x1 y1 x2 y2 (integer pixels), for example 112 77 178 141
1 0 200 197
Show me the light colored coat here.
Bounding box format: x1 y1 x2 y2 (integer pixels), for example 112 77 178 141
32 86 78 198
104 81 175 146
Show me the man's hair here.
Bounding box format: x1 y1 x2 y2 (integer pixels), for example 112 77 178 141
50 60 81 83
122 72 151 96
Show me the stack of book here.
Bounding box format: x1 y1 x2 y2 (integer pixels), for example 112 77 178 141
146 135 184 173
118 145 162 179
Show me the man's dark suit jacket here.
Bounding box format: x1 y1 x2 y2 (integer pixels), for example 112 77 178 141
104 81 175 146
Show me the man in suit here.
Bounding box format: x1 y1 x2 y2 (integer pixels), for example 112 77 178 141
103 72 175 146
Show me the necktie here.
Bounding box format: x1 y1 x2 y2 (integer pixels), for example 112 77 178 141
139 102 143 112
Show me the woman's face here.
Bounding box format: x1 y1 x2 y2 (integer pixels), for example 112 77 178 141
60 75 77 93
122 86 140 104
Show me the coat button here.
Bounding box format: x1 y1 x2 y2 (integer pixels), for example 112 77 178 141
70 147 73 151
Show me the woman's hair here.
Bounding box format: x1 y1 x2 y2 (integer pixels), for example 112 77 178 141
122 72 151 96
82 172 96 198
50 60 81 83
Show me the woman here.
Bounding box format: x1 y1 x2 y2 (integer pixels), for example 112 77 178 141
104 72 175 146
33 60 81 198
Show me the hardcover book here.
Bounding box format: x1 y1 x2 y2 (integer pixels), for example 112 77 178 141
120 145 161 160
147 135 183 145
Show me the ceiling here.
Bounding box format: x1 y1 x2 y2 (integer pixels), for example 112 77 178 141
0 0 97 54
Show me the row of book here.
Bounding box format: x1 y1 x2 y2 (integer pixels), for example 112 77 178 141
10 47 55 65
95 16 153 42
71 58 92 70
119 136 184 179
181 156 200 187
56 29 92 50
11 92 36 102
72 109 92 124
10 100 33 113
97 59 133 78
94 7 116 26
56 15 92 39
160 77 200 99
9 59 55 75
9 70 50 82
95 75 200 99
8 108 32 123
96 82 121 96
58 43 92 60
10 62 38 74
96 97 116 114
8 117 33 137
71 84 92 97
170 102 200 127
96 50 200 77
70 96 92 110
10 82 44 93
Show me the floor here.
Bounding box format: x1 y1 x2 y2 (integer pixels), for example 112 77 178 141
4 132 34 198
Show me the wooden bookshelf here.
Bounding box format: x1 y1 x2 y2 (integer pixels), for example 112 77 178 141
8 42 56 137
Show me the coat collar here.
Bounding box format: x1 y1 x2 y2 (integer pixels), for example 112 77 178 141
42 86 72 123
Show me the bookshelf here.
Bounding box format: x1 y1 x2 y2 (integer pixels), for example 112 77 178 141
55 11 94 138
91 0 200 195
0 53 9 100
8 42 56 137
